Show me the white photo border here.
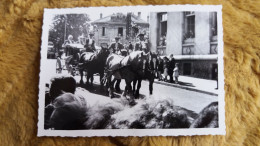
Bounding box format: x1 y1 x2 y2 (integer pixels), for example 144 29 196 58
38 4 225 137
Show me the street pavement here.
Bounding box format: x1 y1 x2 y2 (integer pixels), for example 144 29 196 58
44 59 218 113
154 76 218 96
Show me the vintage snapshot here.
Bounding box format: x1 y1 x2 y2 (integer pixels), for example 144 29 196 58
38 5 225 136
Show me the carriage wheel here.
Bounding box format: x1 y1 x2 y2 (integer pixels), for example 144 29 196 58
56 58 62 73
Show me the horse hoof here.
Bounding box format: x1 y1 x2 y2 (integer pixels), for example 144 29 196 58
129 100 137 106
109 93 115 98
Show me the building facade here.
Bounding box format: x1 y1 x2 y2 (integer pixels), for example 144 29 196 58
149 11 218 79
92 12 149 46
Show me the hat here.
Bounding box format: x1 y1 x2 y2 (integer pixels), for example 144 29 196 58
89 32 94 36
115 36 121 40
137 32 145 37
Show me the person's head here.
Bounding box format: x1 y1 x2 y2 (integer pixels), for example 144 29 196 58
79 25 83 32
170 54 173 59
68 35 73 41
175 63 179 67
115 36 120 43
89 33 94 38
109 47 113 53
163 56 168 61
88 31 94 39
138 33 145 41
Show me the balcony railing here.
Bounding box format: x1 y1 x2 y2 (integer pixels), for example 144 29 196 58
182 38 195 55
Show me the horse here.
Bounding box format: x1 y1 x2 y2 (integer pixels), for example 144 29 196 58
79 46 110 85
132 52 158 98
104 51 149 105
63 46 82 76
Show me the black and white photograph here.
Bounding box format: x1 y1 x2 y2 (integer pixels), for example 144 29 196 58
38 5 225 137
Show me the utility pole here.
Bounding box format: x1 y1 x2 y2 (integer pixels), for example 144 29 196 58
64 15 67 43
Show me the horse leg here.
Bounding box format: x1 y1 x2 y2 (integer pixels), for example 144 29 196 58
100 72 104 86
79 69 84 84
115 79 121 92
108 76 114 98
111 78 116 90
133 79 137 94
122 86 127 97
135 79 142 99
86 74 90 84
149 80 154 95
125 79 136 106
90 74 94 85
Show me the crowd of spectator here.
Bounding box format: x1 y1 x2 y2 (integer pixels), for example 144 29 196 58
156 54 179 84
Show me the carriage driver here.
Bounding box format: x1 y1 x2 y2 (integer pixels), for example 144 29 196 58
84 32 96 52
134 32 149 53
62 35 75 56
109 36 124 55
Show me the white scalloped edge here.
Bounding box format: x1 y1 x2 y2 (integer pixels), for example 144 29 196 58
37 4 225 137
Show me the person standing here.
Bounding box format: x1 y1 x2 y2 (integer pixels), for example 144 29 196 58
128 41 133 54
157 57 164 81
163 56 169 82
84 32 96 52
135 33 149 53
173 63 179 84
168 54 175 83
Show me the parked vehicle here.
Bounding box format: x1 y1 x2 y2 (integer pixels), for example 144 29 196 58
47 42 56 59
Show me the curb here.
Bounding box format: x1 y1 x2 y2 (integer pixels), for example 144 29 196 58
154 80 218 96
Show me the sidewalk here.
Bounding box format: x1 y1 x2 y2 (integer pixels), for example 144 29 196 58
154 76 218 96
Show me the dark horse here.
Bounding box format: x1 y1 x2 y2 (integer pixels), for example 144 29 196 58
79 46 110 85
104 51 149 104
132 52 158 98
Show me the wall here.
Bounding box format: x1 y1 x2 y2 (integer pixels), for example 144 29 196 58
95 24 127 46
166 12 183 55
149 12 158 53
194 12 210 55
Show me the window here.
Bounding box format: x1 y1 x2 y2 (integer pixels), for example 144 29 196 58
183 11 195 39
158 13 167 46
160 13 167 36
211 12 217 36
118 27 123 36
102 27 106 36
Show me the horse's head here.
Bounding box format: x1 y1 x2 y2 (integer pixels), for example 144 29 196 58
97 44 110 59
128 51 150 72
149 51 158 62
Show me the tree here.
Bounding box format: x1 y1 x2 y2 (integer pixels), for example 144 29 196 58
48 14 91 50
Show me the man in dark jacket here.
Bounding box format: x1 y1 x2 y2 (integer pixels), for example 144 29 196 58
135 33 149 53
84 32 96 52
168 54 175 83
109 36 124 54
128 41 133 53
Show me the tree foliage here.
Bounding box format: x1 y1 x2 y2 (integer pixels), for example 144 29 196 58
48 14 91 49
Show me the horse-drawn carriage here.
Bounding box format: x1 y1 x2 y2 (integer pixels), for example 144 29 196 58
56 44 85 75
56 43 105 76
